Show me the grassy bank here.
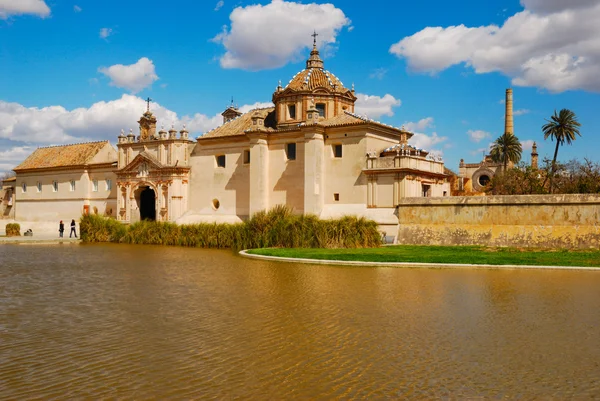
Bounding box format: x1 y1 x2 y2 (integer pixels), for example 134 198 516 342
247 245 600 267
80 206 381 251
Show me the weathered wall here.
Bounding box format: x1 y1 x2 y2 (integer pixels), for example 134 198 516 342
396 194 600 249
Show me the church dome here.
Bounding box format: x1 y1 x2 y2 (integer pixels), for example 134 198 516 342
285 67 349 94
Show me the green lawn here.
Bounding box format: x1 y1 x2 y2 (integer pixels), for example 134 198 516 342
247 245 600 267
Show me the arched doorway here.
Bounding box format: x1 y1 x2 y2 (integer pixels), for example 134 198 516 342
140 186 156 221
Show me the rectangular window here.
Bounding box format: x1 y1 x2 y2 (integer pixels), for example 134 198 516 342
22 182 27 193
106 179 112 191
334 193 340 201
286 143 296 160
333 144 343 158
316 103 325 117
70 180 76 192
422 184 431 197
36 182 42 192
92 180 98 192
216 155 226 168
288 104 296 119
243 150 251 164
53 181 58 192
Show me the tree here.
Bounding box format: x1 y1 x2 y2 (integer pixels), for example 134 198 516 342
490 132 522 171
542 109 581 193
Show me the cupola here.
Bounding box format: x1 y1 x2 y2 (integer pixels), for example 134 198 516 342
272 32 357 128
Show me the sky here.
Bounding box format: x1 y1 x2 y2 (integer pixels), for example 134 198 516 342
1 0 599 175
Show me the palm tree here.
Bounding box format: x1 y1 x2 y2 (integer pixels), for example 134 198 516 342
542 109 581 193
490 132 522 171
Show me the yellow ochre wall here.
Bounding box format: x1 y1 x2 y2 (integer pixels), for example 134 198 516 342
396 194 600 249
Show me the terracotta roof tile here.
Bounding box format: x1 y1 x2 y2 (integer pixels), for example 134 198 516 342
200 108 275 139
14 141 110 170
285 68 349 94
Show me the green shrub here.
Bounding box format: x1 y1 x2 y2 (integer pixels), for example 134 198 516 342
80 205 382 250
5 223 20 237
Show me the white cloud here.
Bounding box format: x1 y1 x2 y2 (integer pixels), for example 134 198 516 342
403 117 434 132
73 5 82 12
0 0 50 18
212 0 351 70
513 108 530 116
389 1 600 92
98 57 159 93
467 129 491 143
354 93 401 118
0 95 271 173
471 143 494 156
214 1 224 11
409 132 448 151
521 139 535 151
238 102 274 113
99 28 113 39
369 68 388 80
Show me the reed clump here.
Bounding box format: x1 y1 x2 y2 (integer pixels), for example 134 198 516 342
5 223 20 237
80 205 381 250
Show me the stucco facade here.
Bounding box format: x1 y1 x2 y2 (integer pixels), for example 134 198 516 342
180 42 451 236
13 141 118 221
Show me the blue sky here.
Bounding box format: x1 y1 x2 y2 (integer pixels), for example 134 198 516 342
1 0 599 174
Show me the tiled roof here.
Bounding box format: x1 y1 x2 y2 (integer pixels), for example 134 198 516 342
200 108 275 139
14 141 110 170
318 112 365 126
285 68 349 94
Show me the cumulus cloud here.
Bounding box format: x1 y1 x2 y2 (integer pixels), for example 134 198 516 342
214 1 224 11
389 1 600 92
212 0 351 70
99 28 113 39
0 95 273 173
401 117 448 152
0 0 50 18
354 94 401 118
467 129 491 143
521 139 535 151
403 117 434 132
409 132 448 151
98 57 159 93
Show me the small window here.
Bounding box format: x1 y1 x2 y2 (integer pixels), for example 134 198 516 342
212 199 220 210
286 143 296 160
288 104 296 119
36 182 42 192
216 155 226 168
334 193 340 202
316 103 325 117
52 181 58 192
92 180 98 192
70 180 76 192
243 150 251 164
422 184 431 197
22 182 27 193
333 144 342 158
106 179 112 191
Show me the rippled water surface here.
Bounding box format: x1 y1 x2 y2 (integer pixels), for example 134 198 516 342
1 244 599 399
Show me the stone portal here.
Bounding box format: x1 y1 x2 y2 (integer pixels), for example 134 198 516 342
140 187 156 221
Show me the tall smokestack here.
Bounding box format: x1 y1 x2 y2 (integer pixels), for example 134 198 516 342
505 88 513 136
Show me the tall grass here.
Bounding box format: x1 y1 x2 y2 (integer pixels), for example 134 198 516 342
80 205 381 250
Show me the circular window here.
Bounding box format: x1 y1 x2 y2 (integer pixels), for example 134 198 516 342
478 174 491 186
212 199 220 210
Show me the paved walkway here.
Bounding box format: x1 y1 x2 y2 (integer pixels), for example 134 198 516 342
0 220 80 244
239 250 600 271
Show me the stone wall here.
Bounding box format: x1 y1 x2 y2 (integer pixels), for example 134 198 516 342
396 194 600 249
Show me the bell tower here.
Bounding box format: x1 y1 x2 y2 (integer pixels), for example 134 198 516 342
138 97 157 141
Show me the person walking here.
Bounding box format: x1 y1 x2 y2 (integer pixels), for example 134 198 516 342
69 219 77 238
59 220 64 238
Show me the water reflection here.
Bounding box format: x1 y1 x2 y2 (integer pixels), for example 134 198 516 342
1 244 599 398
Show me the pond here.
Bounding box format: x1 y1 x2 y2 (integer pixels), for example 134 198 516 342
1 244 599 398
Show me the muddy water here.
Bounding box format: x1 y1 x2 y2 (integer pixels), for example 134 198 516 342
1 244 599 398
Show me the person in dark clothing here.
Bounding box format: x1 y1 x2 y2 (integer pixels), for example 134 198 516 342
59 220 64 238
69 219 77 238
